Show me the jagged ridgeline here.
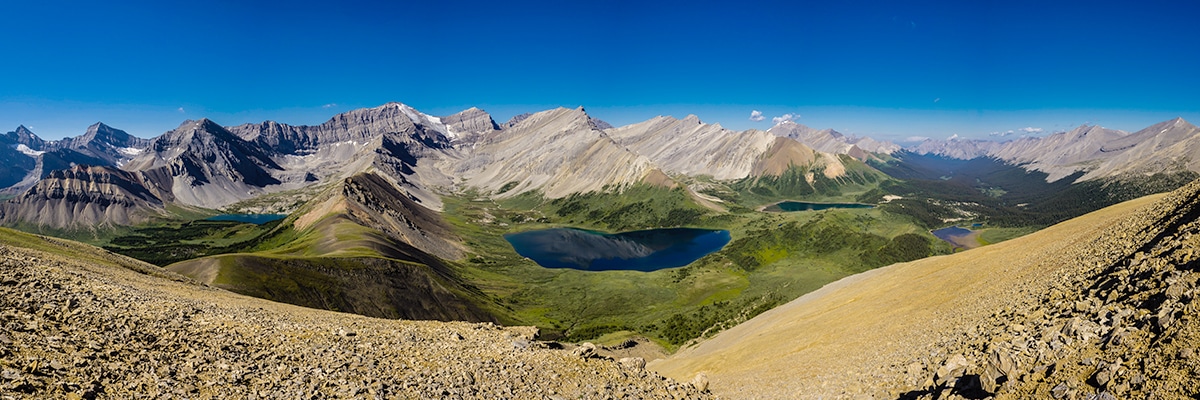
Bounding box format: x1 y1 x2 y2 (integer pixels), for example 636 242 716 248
2 103 1200 352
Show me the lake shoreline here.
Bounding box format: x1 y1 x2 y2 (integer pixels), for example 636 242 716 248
759 200 877 213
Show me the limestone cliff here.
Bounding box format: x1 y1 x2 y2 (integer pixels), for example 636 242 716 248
0 165 166 227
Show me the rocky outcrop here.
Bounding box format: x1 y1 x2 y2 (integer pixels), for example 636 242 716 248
0 228 710 399
895 178 1200 399
0 165 165 227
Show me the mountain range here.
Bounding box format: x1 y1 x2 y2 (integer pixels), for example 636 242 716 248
4 101 1200 398
3 102 1198 285
4 150 1200 399
912 117 1200 182
0 102 882 231
2 102 1195 233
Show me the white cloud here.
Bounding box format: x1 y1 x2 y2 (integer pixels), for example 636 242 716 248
749 110 764 122
933 98 941 103
1020 127 1043 134
989 130 1016 137
948 134 960 140
323 103 338 109
904 136 931 142
772 113 797 124
177 107 186 113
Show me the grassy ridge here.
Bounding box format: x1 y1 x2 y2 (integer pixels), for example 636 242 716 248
731 158 886 206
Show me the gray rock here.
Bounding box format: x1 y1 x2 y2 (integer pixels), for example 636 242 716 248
571 342 597 358
619 357 646 370
935 354 969 386
691 372 709 392
1051 382 1072 399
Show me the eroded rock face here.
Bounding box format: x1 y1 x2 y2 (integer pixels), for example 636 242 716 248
0 233 710 399
339 172 463 260
0 165 165 227
0 123 151 196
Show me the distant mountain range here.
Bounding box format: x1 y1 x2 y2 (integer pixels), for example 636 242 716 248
911 117 1200 182
1 101 1197 238
0 102 881 231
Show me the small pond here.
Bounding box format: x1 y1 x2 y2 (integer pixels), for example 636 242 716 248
931 226 982 250
931 226 972 242
205 214 287 224
763 201 875 212
504 227 730 272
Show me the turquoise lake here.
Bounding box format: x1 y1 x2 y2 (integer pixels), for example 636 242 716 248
504 228 731 272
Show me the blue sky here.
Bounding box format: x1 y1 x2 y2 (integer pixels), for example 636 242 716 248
3 0 1199 142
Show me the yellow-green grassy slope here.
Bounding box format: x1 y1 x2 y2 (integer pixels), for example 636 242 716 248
653 179 1200 399
166 172 497 322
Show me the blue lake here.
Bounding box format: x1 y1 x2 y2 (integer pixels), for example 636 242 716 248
205 214 287 224
504 228 731 272
764 201 875 212
931 226 972 242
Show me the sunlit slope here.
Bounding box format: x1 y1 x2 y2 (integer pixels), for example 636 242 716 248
166 172 495 322
652 180 1199 398
0 227 707 399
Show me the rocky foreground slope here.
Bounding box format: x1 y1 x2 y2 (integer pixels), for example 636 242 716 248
0 229 708 399
653 179 1200 399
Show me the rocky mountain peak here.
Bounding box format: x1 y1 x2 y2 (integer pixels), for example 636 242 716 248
80 122 135 145
589 117 614 130
5 125 45 149
1143 116 1198 132
14 125 34 137
443 107 499 140
503 113 532 129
